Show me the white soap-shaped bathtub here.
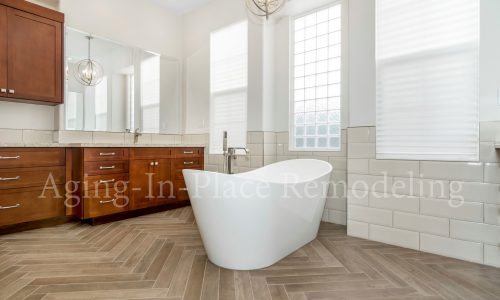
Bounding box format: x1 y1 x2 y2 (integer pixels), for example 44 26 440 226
183 159 333 270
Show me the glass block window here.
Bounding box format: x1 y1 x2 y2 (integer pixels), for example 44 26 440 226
290 3 342 151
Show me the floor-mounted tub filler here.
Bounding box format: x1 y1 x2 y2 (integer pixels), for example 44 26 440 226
183 159 333 270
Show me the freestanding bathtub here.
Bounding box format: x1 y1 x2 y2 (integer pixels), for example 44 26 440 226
183 159 333 270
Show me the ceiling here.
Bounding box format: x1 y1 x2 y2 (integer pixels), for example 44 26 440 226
151 0 212 15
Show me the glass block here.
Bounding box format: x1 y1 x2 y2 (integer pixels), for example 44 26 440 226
329 124 341 135
328 84 341 97
328 57 341 71
329 18 341 32
305 75 316 88
295 125 305 136
294 101 305 113
294 65 305 78
306 125 316 136
316 60 328 73
305 26 316 39
295 29 305 42
317 35 328 48
295 113 305 125
295 138 305 148
316 98 328 111
294 53 305 66
317 73 328 86
329 136 340 148
295 41 305 54
316 86 328 98
305 113 315 124
305 88 316 100
317 9 329 23
329 5 341 20
328 110 341 123
294 89 305 101
295 17 305 30
316 112 328 123
305 13 317 27
328 71 341 84
317 48 328 61
318 137 328 148
317 22 328 36
328 97 341 110
305 63 316 76
305 50 317 64
305 38 316 52
328 44 341 58
306 138 316 148
317 124 328 135
329 32 341 45
305 100 316 112
294 77 304 89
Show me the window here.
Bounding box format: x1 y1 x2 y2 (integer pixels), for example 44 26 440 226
290 4 342 151
141 55 160 134
209 21 248 154
376 0 480 161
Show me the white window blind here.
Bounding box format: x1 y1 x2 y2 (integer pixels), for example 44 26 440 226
210 21 248 154
376 0 480 161
141 55 160 133
290 4 342 151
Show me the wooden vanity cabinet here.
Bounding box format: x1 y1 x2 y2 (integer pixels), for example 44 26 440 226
0 0 64 104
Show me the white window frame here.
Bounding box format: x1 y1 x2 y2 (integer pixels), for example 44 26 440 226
289 1 346 152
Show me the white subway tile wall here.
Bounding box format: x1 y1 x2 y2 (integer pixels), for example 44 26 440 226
347 124 500 267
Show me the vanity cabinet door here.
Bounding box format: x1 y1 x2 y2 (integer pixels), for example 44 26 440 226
6 7 62 104
129 159 156 210
0 5 7 97
155 159 174 206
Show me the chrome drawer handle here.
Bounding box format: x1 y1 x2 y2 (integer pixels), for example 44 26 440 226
183 161 194 165
99 152 116 156
99 179 115 184
0 156 20 160
0 176 20 181
0 88 6 93
183 151 194 154
0 204 20 210
99 166 116 170
8 89 14 94
99 199 116 204
179 188 188 191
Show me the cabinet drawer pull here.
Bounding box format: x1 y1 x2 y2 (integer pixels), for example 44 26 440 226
183 161 195 165
179 188 188 191
99 179 116 184
99 152 116 156
183 151 194 154
99 199 116 204
0 176 20 181
8 89 15 94
0 156 20 160
0 88 6 93
99 166 116 170
0 204 20 210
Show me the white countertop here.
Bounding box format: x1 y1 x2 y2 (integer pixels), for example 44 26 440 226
0 143 206 148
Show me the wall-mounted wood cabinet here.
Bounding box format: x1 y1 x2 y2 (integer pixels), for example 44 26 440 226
0 0 64 105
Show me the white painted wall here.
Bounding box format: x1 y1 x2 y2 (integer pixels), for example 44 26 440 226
348 0 500 126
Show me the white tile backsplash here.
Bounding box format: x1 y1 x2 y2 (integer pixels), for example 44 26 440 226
484 244 500 267
420 198 483 223
420 234 483 264
393 212 449 237
348 205 392 226
369 224 420 250
484 204 500 226
0 129 23 143
420 161 484 182
347 143 375 159
450 220 500 246
369 159 419 177
450 182 500 204
369 193 419 213
22 130 54 143
347 220 369 239
484 163 500 184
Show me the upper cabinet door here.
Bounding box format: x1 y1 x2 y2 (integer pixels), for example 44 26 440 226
0 6 7 97
7 8 62 104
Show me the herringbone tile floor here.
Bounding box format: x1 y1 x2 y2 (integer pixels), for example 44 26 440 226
0 206 499 300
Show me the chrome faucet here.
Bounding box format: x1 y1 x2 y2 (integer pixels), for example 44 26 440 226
134 128 142 144
222 131 250 174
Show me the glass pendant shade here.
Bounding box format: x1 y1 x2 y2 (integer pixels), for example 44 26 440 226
246 0 286 19
73 36 104 86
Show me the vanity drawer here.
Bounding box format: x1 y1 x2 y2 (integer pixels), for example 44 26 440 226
172 157 202 169
83 192 128 219
174 180 190 202
84 161 129 175
130 148 172 159
173 148 203 158
0 166 65 190
0 186 65 227
83 173 129 192
84 148 129 162
0 148 65 169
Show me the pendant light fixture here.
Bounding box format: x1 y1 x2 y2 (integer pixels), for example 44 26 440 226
73 35 104 86
246 0 287 20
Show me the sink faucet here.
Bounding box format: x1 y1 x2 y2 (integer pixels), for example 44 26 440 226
134 128 142 144
222 131 250 174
